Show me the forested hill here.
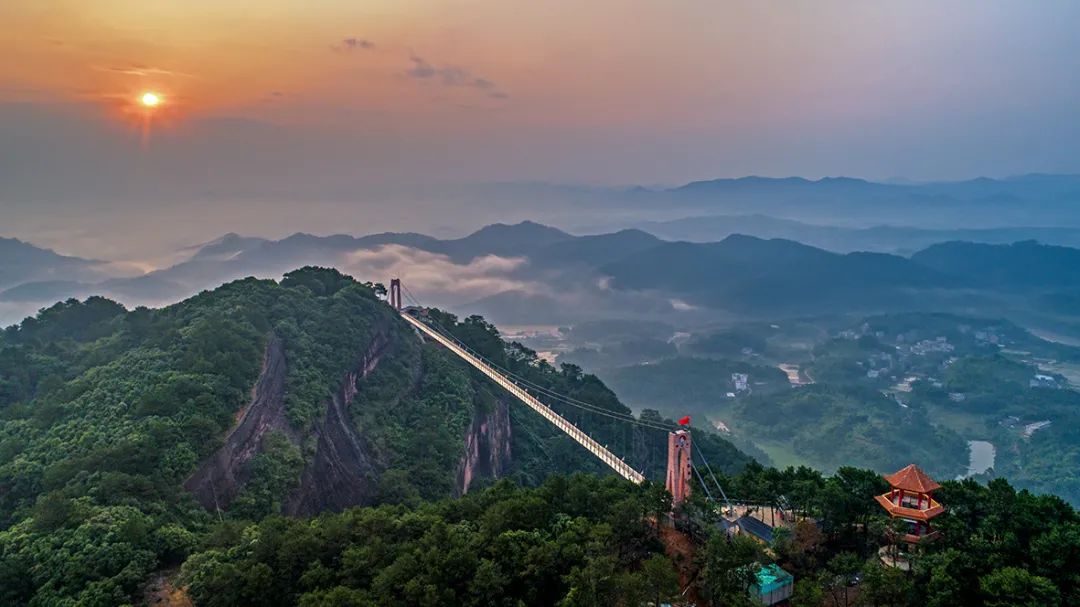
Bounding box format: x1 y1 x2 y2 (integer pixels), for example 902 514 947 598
0 267 748 605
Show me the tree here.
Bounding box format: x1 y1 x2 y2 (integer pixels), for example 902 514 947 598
857 561 911 607
697 533 763 607
775 519 827 577
824 552 861 607
791 576 826 607
641 554 680 607
560 555 619 607
281 267 354 297
298 586 372 607
980 567 1061 607
1030 522 1080 604
820 467 889 544
643 482 674 523
919 549 973 607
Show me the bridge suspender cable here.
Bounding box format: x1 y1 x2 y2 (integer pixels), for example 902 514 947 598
394 281 734 502
399 288 677 433
694 448 735 513
691 464 714 502
399 310 647 484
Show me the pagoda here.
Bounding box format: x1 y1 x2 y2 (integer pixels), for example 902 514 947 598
874 464 944 544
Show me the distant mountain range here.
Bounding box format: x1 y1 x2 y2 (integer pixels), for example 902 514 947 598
600 235 950 313
652 173 1080 210
5 218 1080 331
559 173 1080 230
0 238 106 291
628 214 1080 254
912 241 1080 289
660 173 1080 201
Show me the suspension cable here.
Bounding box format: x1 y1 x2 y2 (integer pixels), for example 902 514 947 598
694 447 734 511
400 294 678 432
691 464 714 502
405 285 751 513
433 325 676 432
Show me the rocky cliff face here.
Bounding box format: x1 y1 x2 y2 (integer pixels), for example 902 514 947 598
186 330 392 515
185 336 292 511
457 397 513 495
187 322 516 516
285 333 388 516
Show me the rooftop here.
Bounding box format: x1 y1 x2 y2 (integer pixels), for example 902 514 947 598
884 464 940 494
754 564 794 595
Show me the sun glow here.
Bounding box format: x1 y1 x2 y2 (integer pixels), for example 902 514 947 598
140 92 161 107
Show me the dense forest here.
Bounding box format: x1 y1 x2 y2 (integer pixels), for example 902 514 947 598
0 268 743 605
178 465 1080 607
1 268 1078 606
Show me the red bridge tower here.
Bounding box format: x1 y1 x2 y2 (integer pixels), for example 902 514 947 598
389 278 402 310
666 430 692 507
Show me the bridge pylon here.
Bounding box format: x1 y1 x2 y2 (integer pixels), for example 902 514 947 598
666 430 692 507
389 278 402 310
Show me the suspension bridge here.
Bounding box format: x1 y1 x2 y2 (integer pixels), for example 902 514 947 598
387 278 742 510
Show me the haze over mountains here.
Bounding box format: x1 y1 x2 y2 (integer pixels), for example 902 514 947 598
630 215 1080 254
0 238 109 288
7 172 1080 332
6 214 1080 339
535 173 1080 231
7 172 1080 268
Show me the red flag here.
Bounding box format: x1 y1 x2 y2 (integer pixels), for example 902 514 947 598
678 415 691 426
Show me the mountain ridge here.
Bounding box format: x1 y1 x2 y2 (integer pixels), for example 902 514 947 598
6 219 1080 331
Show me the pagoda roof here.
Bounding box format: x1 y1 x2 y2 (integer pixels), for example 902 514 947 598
884 464 940 494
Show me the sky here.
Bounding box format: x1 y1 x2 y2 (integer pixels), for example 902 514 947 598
3 1 1080 258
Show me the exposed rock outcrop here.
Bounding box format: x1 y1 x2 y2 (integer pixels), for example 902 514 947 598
457 398 512 495
285 333 389 515
187 320 516 517
186 330 393 515
184 336 291 511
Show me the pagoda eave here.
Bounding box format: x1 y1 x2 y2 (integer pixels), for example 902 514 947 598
874 494 945 521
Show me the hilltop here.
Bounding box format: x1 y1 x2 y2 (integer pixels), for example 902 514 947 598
0 267 746 604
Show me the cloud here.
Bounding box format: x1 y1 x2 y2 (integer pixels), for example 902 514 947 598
406 54 508 98
341 244 535 302
668 298 698 311
100 64 188 77
333 37 374 53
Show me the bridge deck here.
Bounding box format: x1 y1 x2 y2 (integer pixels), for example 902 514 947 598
400 311 646 484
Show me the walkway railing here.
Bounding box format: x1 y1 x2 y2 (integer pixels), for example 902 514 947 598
400 311 646 484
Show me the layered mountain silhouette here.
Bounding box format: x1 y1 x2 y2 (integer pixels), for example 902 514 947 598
600 235 952 313
5 217 1080 328
0 238 105 291
912 240 1080 288
630 215 1080 254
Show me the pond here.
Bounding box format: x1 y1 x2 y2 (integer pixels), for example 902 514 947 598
959 440 996 479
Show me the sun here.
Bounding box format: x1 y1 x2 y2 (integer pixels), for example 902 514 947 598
140 92 161 107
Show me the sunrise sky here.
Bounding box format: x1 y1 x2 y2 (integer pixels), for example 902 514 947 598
3 1 1080 257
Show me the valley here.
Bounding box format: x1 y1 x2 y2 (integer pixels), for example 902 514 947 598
515 311 1080 504
8 3 1080 603
2 265 1079 605
4 198 1080 607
